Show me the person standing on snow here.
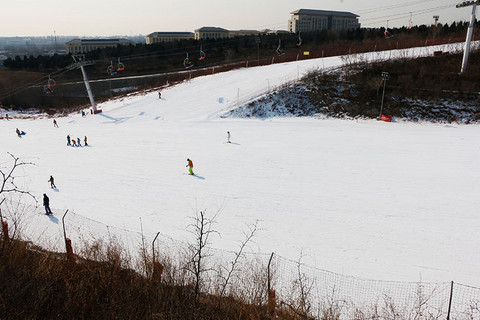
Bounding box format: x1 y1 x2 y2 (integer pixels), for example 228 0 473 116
53 119 59 128
67 135 71 146
186 158 194 175
48 175 56 189
77 138 81 146
43 194 52 215
227 131 231 143
84 136 88 146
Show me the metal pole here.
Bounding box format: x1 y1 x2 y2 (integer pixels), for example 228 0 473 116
62 209 69 247
380 72 388 118
446 281 454 320
152 232 160 263
256 39 260 66
79 65 97 112
267 252 274 292
460 4 477 74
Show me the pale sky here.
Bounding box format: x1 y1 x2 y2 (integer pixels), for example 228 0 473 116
1 0 472 37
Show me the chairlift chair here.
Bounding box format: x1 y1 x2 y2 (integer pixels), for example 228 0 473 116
44 75 55 94
384 20 393 38
296 32 302 47
107 61 115 75
183 53 193 69
117 57 125 72
407 13 413 30
276 39 285 56
198 46 206 61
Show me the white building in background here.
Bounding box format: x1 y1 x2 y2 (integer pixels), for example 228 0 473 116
194 27 230 40
288 9 360 33
146 32 194 44
65 38 134 54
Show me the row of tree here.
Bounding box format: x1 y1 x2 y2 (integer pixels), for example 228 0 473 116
2 21 472 73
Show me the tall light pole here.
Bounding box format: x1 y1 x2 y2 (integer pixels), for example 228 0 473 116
379 72 389 119
457 0 478 74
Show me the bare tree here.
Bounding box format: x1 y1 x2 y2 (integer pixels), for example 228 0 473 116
217 220 258 298
0 153 35 252
187 210 219 303
0 152 36 200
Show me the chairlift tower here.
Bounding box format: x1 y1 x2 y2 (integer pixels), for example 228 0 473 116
70 55 101 113
457 0 479 74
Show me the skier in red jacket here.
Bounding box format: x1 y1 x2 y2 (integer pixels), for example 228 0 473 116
186 158 194 175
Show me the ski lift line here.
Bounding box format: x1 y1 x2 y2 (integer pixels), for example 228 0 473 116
357 0 439 14
0 66 74 100
360 4 454 22
361 7 453 26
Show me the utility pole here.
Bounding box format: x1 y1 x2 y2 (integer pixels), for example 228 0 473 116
54 30 57 54
457 0 478 74
432 16 439 43
379 72 389 119
255 37 260 66
70 55 101 113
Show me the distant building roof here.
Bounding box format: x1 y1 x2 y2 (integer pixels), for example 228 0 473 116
66 38 134 44
290 9 359 18
147 32 194 37
195 27 229 32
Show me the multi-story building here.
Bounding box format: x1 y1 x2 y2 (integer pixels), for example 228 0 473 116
288 9 360 33
65 38 134 54
229 30 262 37
194 27 230 40
146 32 194 44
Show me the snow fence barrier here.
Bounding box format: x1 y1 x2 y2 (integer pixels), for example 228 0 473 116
1 200 479 320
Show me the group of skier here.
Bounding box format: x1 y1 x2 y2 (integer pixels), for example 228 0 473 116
67 135 88 147
29 118 233 214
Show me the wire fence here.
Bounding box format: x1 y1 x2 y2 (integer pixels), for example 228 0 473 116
221 41 477 118
1 199 479 320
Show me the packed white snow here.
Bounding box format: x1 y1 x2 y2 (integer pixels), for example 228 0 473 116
1 42 479 287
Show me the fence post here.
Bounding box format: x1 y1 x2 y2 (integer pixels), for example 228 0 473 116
151 232 164 281
2 221 8 240
62 210 74 262
446 281 454 320
267 252 275 316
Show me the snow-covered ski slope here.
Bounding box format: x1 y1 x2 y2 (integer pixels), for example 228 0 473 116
1 42 479 287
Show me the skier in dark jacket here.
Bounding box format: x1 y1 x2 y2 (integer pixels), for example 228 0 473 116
48 175 56 189
43 194 52 215
67 135 71 146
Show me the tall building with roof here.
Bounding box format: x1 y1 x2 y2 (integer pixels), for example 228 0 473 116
288 9 360 33
194 27 230 40
146 32 194 44
65 38 134 54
